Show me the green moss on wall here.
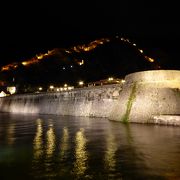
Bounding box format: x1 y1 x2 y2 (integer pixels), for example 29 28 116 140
121 83 137 123
172 88 180 98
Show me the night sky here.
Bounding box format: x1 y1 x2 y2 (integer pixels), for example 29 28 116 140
0 1 179 67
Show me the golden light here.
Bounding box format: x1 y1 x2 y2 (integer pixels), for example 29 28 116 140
121 79 126 83
56 88 60 92
33 119 43 160
22 61 28 66
21 58 40 66
2 66 9 71
84 47 90 51
144 56 155 63
149 58 154 62
0 36 157 73
59 127 69 160
73 128 87 177
119 37 156 63
71 38 110 54
65 50 70 53
50 85 54 89
78 81 84 86
139 49 143 53
36 55 43 60
46 123 56 158
78 60 84 66
38 87 43 91
108 77 114 81
64 84 68 87
148 57 154 62
67 87 71 90
1 63 19 71
105 132 117 172
68 86 74 90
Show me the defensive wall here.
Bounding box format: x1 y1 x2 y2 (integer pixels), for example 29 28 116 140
0 70 180 125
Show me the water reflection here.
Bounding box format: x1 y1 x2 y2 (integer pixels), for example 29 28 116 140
105 130 118 177
7 123 15 145
32 118 44 177
43 120 56 178
73 128 88 178
1 114 180 179
59 127 69 160
58 127 70 177
46 121 56 159
33 119 43 159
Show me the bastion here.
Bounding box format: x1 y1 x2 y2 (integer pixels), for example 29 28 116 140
109 70 180 125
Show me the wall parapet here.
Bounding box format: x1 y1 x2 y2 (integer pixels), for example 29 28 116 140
125 70 180 85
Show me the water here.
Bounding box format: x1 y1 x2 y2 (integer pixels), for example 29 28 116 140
0 113 180 180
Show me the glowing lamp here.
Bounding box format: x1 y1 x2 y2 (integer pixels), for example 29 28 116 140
79 81 84 86
108 77 114 81
50 85 54 89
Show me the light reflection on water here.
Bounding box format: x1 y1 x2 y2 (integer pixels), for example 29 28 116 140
33 118 43 160
73 128 88 178
104 128 119 179
7 123 15 145
32 118 43 178
44 120 56 178
59 127 69 160
46 121 56 158
0 114 180 179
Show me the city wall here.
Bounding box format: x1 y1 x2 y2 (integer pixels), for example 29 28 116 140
0 70 180 125
0 84 122 117
109 70 180 125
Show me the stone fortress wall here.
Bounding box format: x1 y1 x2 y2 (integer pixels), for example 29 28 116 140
0 84 122 117
0 70 180 125
109 70 180 125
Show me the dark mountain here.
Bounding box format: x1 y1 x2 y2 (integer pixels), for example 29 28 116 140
0 36 179 93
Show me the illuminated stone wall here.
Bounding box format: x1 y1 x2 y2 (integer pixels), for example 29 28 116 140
109 70 180 124
0 84 122 117
0 70 179 125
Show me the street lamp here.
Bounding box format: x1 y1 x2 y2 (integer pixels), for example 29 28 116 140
39 87 43 91
49 85 54 90
78 81 84 86
108 77 114 81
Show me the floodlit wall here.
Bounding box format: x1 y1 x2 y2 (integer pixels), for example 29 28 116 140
109 70 180 123
0 84 122 117
0 70 179 125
